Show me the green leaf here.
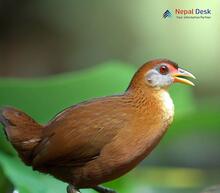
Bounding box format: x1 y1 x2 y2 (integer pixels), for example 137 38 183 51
0 152 67 193
0 166 12 193
0 62 133 124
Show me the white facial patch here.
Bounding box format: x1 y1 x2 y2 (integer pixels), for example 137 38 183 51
146 69 173 88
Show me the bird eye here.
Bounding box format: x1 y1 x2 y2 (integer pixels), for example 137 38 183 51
159 65 169 75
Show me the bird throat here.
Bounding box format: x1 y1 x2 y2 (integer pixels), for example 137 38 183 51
158 90 174 118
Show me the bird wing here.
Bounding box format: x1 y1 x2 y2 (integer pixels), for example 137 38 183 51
32 96 128 168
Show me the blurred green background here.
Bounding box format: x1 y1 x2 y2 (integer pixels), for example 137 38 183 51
0 1 220 193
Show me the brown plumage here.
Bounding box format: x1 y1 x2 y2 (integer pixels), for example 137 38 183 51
0 59 195 193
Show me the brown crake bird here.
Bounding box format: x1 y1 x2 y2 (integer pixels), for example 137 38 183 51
0 59 195 193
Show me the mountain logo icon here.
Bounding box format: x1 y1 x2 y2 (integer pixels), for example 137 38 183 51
163 10 172 18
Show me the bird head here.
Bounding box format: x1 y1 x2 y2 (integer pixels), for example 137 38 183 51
129 59 196 90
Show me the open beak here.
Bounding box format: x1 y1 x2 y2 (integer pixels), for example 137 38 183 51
172 68 196 86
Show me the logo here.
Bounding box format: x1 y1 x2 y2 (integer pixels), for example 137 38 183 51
163 10 172 18
163 8 212 19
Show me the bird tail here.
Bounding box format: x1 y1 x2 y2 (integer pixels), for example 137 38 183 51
0 107 43 165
